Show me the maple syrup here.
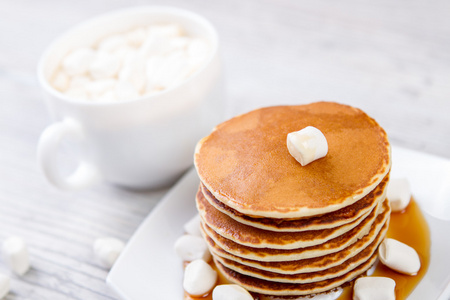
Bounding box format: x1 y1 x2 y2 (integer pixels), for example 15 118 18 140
184 198 430 300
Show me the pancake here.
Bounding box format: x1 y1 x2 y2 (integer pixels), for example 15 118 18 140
194 102 391 218
214 252 378 296
197 188 377 250
201 173 388 232
200 198 389 262
214 220 387 283
205 208 389 274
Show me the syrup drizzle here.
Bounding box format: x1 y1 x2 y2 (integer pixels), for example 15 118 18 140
184 198 430 300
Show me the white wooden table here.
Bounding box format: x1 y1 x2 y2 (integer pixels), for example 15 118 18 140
1 0 449 299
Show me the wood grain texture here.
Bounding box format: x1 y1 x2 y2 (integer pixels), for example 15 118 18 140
0 0 449 299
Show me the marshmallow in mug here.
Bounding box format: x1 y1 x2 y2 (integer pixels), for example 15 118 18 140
51 23 212 102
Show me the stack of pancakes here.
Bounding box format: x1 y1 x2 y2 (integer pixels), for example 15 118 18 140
194 102 391 297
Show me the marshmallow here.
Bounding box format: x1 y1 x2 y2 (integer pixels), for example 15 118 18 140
145 56 165 91
212 284 253 300
62 47 96 76
139 35 174 58
2 236 30 276
126 27 147 47
287 126 328 166
378 238 421 275
53 22 212 102
183 259 217 296
51 70 69 92
184 214 202 237
97 34 128 53
174 235 211 262
93 237 125 269
68 75 92 89
170 37 190 50
0 274 10 299
387 178 411 212
353 277 396 300
119 52 146 93
89 52 121 79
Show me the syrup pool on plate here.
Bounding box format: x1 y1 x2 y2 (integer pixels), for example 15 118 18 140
183 198 430 300
336 198 430 300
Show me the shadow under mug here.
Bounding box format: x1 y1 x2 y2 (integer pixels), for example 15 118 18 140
37 6 224 190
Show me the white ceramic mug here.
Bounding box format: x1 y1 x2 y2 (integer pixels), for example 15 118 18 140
37 6 224 190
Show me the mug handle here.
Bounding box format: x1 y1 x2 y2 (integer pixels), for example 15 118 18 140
37 118 102 190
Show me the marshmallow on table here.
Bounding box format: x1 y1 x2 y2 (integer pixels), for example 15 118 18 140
353 277 395 300
378 238 421 275
387 178 411 212
183 259 217 296
174 234 211 262
287 126 328 166
2 236 30 276
184 214 202 237
212 284 253 300
93 237 125 269
0 274 10 299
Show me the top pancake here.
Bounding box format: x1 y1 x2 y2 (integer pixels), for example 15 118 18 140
194 102 391 218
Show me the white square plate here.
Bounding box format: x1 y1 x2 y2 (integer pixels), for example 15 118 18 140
107 146 450 300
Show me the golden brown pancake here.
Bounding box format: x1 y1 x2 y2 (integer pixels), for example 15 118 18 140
205 210 389 274
194 102 391 218
214 252 378 296
197 188 376 249
200 198 389 262
214 221 387 283
201 173 388 232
